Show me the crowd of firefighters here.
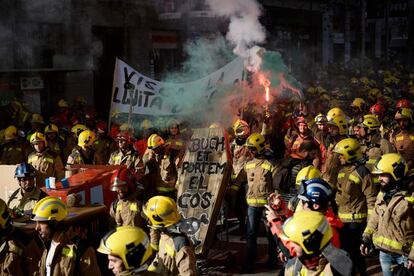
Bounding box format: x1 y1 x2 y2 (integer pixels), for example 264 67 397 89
0 66 414 275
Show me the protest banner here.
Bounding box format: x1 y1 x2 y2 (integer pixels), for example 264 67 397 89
110 57 244 117
176 127 232 255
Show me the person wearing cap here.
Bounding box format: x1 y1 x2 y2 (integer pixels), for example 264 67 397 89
360 153 414 275
28 131 65 186
143 196 197 275
32 196 101 276
93 120 116 165
0 125 30 165
281 211 353 275
108 130 143 175
7 162 47 214
0 198 42 275
97 226 154 276
142 134 177 199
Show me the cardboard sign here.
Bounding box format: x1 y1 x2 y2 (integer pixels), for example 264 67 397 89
177 128 231 255
0 165 20 202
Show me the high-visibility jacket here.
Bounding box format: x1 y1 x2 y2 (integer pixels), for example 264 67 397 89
28 149 65 186
0 139 30 165
142 149 177 195
148 228 197 276
108 148 143 175
363 190 414 261
38 231 101 276
233 156 277 207
7 187 47 213
109 197 146 228
0 227 42 276
335 163 378 223
392 129 414 169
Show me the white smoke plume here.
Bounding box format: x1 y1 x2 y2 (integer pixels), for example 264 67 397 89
206 0 266 72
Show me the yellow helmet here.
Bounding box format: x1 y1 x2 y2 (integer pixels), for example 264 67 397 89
97 226 153 270
30 131 47 146
5 125 18 141
140 119 152 130
395 108 413 123
143 196 181 229
351 98 366 111
314 114 327 124
31 113 44 124
326 107 345 120
295 166 322 187
0 199 11 229
282 211 332 255
333 138 362 163
362 114 381 130
372 153 408 181
119 123 130 132
71 124 87 137
327 115 348 135
44 124 59 134
368 88 381 101
32 196 67 222
57 99 69 108
233 119 250 138
78 130 95 148
147 134 165 149
350 77 359 84
246 133 266 154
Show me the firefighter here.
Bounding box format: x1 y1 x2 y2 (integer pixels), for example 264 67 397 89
94 120 116 165
232 133 278 272
165 119 185 167
142 134 177 199
322 115 348 187
143 196 197 276
229 119 252 235
356 114 396 166
109 167 146 228
333 138 378 275
312 114 329 149
350 98 367 126
44 123 66 161
7 162 47 214
28 131 65 186
391 108 414 169
281 211 353 275
0 125 30 165
97 226 154 276
0 198 42 275
108 131 143 175
67 129 98 167
32 196 101 276
28 113 45 137
360 153 414 275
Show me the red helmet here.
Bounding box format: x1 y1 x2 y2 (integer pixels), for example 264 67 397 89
85 110 97 120
396 99 411 109
96 120 107 133
110 167 135 192
116 130 133 144
71 115 80 126
369 103 385 117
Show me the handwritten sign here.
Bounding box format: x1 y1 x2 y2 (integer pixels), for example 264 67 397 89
177 128 231 255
